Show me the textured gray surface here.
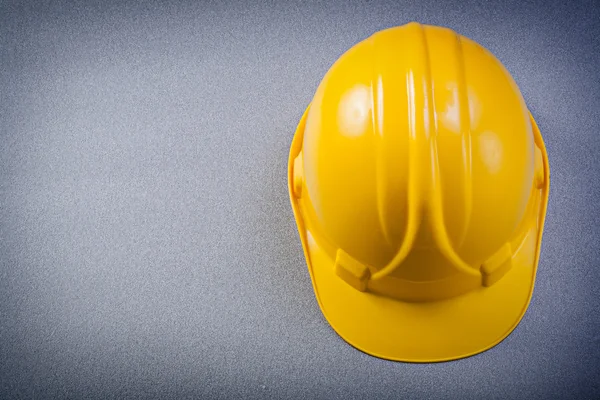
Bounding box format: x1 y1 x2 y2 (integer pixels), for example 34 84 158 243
1 0 599 398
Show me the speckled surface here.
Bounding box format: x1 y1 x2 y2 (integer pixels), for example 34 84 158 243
1 0 599 398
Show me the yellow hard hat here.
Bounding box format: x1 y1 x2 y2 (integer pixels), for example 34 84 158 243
288 22 550 362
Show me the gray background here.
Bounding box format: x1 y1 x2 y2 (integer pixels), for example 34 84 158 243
1 0 599 398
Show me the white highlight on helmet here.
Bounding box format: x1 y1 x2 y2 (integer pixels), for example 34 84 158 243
377 76 384 136
441 83 482 133
338 84 371 137
479 130 503 174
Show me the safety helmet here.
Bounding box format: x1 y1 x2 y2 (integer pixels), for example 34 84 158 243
288 22 549 362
